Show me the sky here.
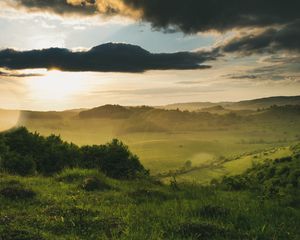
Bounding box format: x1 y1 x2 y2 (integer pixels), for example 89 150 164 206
0 0 299 111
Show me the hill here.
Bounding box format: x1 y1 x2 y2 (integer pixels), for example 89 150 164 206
163 95 300 111
79 105 132 119
9 103 300 179
0 129 299 239
1 96 300 182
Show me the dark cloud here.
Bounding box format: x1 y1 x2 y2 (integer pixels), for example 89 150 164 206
125 0 300 33
10 0 97 16
6 1 300 67
224 56 300 82
222 20 300 54
0 70 43 78
10 0 300 33
228 75 258 80
0 43 217 72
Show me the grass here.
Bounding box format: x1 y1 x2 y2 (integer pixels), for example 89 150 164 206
0 169 299 239
23 117 300 179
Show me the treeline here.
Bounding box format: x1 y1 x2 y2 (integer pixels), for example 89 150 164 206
0 127 148 179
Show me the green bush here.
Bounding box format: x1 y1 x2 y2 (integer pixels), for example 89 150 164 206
218 153 300 205
0 153 36 176
81 139 149 179
1 127 149 179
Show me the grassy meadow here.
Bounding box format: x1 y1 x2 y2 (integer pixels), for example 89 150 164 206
1 98 300 239
0 143 300 239
20 103 300 183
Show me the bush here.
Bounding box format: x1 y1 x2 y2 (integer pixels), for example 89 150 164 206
0 153 36 176
1 127 149 179
81 139 149 179
218 154 300 205
2 127 80 175
220 176 248 191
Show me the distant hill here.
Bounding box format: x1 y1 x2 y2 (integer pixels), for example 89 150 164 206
162 102 226 111
78 105 155 119
163 95 300 111
79 105 132 119
20 111 63 120
2 95 300 134
227 96 300 110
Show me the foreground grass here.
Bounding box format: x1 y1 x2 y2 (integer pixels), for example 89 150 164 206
1 169 299 239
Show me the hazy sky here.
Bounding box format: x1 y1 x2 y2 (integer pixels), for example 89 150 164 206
0 0 299 110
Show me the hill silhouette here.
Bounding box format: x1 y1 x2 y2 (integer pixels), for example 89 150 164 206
164 95 300 111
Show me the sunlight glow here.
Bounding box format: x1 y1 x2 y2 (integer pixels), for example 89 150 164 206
0 90 20 132
27 69 87 101
0 110 20 132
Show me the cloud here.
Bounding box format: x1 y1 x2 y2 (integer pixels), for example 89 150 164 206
8 0 98 16
94 86 224 96
226 74 258 80
8 0 300 33
224 55 300 82
222 21 300 54
0 70 43 77
0 42 218 72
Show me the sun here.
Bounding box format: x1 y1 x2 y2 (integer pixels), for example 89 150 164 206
27 69 86 101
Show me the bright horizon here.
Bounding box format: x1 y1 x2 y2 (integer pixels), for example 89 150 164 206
1 93 300 112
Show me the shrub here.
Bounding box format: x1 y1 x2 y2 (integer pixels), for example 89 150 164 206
2 127 80 175
0 136 8 156
1 127 149 179
81 139 149 179
0 153 36 176
35 135 80 175
220 176 248 191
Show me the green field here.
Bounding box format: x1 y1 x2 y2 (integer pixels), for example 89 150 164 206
1 145 299 239
19 104 300 183
1 101 300 239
